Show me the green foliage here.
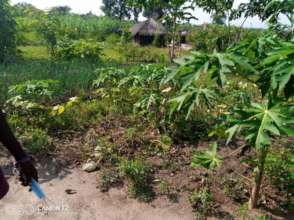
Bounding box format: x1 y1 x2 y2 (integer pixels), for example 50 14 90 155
119 159 154 202
37 16 58 56
56 38 103 61
169 86 216 120
117 44 168 63
19 128 52 154
99 168 122 192
93 67 126 88
258 41 294 98
0 0 17 62
8 80 59 102
226 102 294 150
188 25 261 52
0 59 100 104
191 142 223 170
105 34 121 45
222 174 249 203
101 0 132 20
171 51 254 88
189 187 214 219
265 148 294 210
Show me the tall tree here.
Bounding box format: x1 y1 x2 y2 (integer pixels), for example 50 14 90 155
0 0 16 62
12 2 43 18
231 0 294 37
48 6 72 16
127 0 195 61
101 0 131 20
194 0 234 25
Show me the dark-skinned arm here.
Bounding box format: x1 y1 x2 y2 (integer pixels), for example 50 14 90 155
0 111 38 185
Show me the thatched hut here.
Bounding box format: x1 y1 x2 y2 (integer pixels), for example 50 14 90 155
130 18 166 46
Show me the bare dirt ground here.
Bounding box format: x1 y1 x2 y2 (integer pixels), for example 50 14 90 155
0 155 194 220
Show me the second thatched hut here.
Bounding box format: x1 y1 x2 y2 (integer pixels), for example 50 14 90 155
130 18 166 47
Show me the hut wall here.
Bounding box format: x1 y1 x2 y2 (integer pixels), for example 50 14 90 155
134 34 165 47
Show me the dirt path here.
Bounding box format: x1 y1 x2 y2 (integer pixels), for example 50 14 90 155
0 157 194 220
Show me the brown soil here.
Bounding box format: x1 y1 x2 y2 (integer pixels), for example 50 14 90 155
0 117 293 220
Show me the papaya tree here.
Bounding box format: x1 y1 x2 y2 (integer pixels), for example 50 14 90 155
226 37 294 209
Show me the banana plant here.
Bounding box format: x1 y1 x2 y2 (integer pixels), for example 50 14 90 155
226 101 294 209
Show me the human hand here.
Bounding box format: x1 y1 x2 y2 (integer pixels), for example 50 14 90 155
16 157 38 186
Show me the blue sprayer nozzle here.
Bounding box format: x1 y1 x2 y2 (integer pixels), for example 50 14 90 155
31 179 45 200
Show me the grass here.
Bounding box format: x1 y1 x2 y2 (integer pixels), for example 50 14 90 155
18 46 49 60
0 60 102 104
0 45 174 104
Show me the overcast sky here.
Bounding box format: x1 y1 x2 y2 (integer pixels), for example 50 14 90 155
10 0 278 28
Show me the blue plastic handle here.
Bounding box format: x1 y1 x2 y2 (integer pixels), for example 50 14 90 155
31 179 45 199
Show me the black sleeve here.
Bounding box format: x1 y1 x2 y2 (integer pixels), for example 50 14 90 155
0 111 27 161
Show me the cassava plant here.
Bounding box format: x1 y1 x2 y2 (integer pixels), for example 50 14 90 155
169 30 293 210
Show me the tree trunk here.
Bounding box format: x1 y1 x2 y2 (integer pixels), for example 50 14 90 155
169 17 177 63
248 148 268 210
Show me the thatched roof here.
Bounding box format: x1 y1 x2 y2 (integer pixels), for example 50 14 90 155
130 18 166 36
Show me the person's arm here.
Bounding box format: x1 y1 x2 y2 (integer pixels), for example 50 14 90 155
0 111 27 161
0 111 38 185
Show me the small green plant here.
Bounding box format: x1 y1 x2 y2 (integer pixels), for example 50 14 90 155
158 180 170 195
8 80 60 103
119 159 154 202
237 203 250 220
222 174 249 203
99 169 122 192
56 38 103 61
157 180 178 202
19 128 52 154
191 142 223 170
189 187 214 220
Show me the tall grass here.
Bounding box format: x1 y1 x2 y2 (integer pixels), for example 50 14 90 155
0 60 103 104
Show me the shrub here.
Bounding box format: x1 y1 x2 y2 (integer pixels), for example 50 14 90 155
19 128 52 154
105 34 121 45
189 187 214 219
188 25 261 52
56 38 103 61
48 99 103 131
191 142 223 170
222 174 249 203
8 80 60 102
0 0 17 62
119 159 154 202
99 168 122 192
117 44 168 63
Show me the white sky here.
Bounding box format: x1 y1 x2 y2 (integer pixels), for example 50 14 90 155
10 0 288 28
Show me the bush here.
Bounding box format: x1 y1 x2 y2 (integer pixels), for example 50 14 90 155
99 168 122 192
19 128 52 154
117 44 168 63
56 38 103 61
0 0 17 62
8 80 60 103
265 148 294 211
105 34 121 45
189 187 214 219
188 24 261 52
48 99 104 132
119 159 154 202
